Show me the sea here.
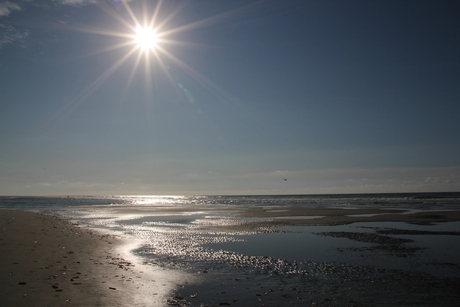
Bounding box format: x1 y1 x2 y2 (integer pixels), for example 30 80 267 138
1 192 460 305
1 192 460 210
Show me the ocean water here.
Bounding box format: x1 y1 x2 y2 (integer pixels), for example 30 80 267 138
2 193 460 305
1 192 460 210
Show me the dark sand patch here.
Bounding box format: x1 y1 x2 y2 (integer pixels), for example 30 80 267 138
316 231 424 257
238 207 460 227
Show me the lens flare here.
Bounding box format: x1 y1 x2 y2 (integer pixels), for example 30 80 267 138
134 25 157 51
47 0 260 133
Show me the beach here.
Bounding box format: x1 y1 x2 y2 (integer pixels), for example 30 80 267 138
1 200 460 306
0 209 181 307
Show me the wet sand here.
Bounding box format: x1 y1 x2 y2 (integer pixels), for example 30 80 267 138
2 207 460 306
239 207 460 226
0 210 175 307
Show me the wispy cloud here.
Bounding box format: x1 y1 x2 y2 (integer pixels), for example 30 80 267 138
54 0 97 6
0 0 98 49
0 1 21 17
0 23 28 48
54 0 133 7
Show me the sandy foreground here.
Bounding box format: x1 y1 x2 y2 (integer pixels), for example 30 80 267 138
0 209 181 307
1 207 460 306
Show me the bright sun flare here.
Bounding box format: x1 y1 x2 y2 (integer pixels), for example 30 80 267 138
67 0 246 110
134 25 157 50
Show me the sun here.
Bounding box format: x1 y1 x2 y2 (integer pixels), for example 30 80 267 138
57 0 256 119
134 25 157 51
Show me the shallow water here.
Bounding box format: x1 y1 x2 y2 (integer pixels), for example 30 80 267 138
205 228 371 263
50 205 460 280
205 222 460 277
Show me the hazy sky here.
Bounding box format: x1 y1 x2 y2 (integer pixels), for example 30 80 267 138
1 0 459 196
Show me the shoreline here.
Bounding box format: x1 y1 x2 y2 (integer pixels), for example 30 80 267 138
2 207 460 306
0 209 183 307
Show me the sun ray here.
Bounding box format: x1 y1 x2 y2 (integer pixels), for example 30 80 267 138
45 45 140 138
154 44 239 106
125 49 145 93
148 48 179 100
77 40 135 60
99 2 142 34
149 0 164 29
152 1 189 34
159 2 260 37
45 0 262 139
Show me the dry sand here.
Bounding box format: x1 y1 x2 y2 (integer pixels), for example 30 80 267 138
0 209 176 307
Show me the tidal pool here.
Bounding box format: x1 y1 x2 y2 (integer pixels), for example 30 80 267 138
205 222 460 276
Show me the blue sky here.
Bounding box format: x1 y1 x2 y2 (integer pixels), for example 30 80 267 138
1 0 459 195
